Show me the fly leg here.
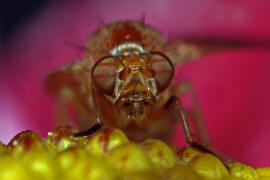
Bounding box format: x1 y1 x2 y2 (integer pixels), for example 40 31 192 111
46 61 103 136
73 122 103 137
55 85 94 128
173 82 232 160
73 83 103 137
174 81 211 148
168 96 214 154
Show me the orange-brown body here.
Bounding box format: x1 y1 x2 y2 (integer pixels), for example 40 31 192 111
46 21 216 143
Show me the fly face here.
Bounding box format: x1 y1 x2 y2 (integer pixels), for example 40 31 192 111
91 45 174 126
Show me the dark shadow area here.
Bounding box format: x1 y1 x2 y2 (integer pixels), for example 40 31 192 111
3 0 52 44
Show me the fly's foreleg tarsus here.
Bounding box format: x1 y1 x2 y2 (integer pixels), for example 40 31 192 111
167 96 193 144
168 96 215 155
73 122 103 137
73 80 103 137
174 81 211 148
189 141 216 155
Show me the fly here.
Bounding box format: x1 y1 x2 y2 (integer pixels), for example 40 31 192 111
46 20 261 153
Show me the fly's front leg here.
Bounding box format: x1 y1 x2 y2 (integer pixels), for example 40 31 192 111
171 84 232 159
73 83 103 137
173 81 211 148
167 96 214 154
73 122 103 137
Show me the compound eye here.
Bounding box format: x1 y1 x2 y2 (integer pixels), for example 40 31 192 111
92 56 116 95
148 52 174 92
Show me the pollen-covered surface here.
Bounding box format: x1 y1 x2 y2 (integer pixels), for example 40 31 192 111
0 127 269 180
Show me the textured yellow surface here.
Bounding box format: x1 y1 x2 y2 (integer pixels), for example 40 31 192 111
0 126 269 180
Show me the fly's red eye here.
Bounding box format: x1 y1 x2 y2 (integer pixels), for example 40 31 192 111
148 52 174 92
92 56 116 95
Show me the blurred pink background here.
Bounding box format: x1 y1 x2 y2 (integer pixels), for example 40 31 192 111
2 0 270 167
